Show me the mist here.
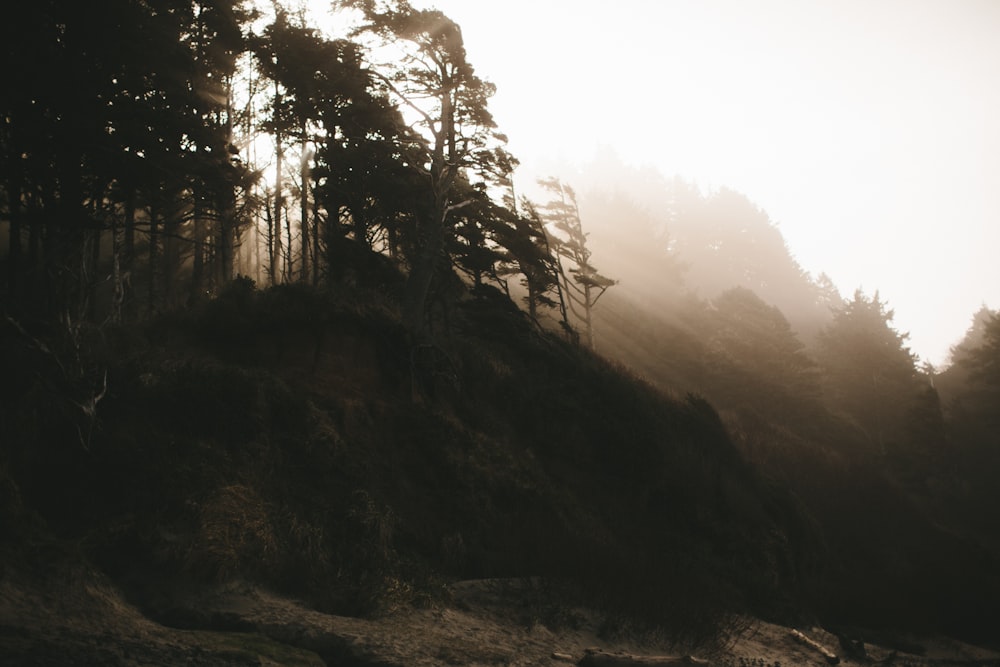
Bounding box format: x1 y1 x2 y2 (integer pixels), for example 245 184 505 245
3 0 1000 662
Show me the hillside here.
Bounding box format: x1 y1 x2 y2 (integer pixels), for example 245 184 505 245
4 273 1000 665
1 277 821 662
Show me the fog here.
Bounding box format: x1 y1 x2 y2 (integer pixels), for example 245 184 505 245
415 0 1000 367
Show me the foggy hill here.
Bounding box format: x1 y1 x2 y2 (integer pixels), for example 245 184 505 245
3 1 1000 663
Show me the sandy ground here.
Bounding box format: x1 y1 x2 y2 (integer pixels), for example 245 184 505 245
1 568 998 667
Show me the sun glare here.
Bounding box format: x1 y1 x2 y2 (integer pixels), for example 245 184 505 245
282 0 1000 365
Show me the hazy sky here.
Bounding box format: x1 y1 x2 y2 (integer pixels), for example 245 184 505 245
330 0 1000 366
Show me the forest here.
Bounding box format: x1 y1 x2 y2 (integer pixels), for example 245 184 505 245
2 0 1000 663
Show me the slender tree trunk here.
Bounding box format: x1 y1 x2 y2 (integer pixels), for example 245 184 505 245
218 189 234 285
254 212 262 284
402 212 445 335
219 74 236 285
299 133 310 283
265 196 276 285
273 84 283 284
284 198 293 282
311 194 320 285
190 191 205 301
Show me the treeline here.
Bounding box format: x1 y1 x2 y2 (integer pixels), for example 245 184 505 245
560 155 995 497
570 167 1000 638
0 0 607 340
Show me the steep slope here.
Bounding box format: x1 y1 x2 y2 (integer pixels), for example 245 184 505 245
0 279 815 657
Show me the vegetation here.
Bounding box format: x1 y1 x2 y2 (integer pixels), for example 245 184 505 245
2 0 999 657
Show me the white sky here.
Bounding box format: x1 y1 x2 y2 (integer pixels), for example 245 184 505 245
323 0 1000 367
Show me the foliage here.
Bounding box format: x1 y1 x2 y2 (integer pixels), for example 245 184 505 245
0 283 815 643
702 287 821 424
3 0 1000 651
535 177 617 346
815 289 922 452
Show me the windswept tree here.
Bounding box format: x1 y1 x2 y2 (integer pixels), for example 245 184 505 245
337 0 510 334
536 177 616 347
501 199 564 325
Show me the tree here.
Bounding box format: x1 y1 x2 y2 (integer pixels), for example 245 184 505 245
338 0 509 335
703 287 821 422
950 307 1000 420
815 289 921 452
503 199 564 325
536 177 616 347
0 0 254 319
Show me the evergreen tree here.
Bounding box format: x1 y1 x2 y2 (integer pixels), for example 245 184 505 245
536 177 616 347
816 289 921 453
703 287 821 422
337 0 509 334
0 0 254 318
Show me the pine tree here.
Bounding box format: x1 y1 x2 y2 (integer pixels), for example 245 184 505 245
536 178 616 347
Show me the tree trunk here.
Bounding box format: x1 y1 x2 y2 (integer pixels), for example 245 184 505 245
284 196 293 282
299 133 310 283
218 190 235 285
402 216 443 335
265 196 276 285
311 194 320 285
273 85 284 284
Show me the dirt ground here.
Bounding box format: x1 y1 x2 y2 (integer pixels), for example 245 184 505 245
1 567 998 667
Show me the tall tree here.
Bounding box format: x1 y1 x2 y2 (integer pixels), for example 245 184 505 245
816 289 922 453
1 0 252 319
339 0 508 334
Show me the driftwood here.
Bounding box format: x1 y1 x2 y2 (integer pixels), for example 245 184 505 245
579 648 710 667
789 629 840 664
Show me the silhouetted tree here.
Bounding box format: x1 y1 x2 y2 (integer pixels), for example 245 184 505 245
816 290 921 453
946 307 1000 425
0 0 253 319
537 177 616 347
338 0 508 334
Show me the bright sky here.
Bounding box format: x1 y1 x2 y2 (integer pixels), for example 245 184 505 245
324 0 1000 367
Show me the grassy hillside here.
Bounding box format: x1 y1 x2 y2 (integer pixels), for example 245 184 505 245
1 277 816 647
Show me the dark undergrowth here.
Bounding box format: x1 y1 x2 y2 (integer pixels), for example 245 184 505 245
0 275 814 646
4 272 998 649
